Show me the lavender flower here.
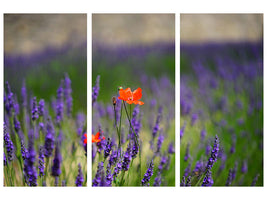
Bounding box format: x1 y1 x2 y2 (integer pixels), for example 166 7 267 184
92 161 104 186
184 143 190 161
23 130 38 186
75 163 84 186
183 162 191 177
104 138 112 159
168 142 175 154
4 153 7 166
44 118 55 157
51 142 62 177
4 123 14 162
56 82 64 125
131 140 139 158
109 149 117 166
21 140 28 161
180 176 186 186
13 115 21 133
122 143 132 171
38 146 45 177
105 163 112 186
5 81 14 114
92 75 100 106
186 176 191 186
64 73 73 117
180 122 186 139
113 160 122 180
21 80 27 108
206 135 219 170
152 106 163 139
142 160 154 186
202 169 213 186
38 99 45 117
31 97 39 121
156 133 164 153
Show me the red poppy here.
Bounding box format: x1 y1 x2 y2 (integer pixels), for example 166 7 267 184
83 133 87 145
118 87 144 105
92 132 106 143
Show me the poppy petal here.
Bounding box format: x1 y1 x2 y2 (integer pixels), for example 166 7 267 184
133 88 142 100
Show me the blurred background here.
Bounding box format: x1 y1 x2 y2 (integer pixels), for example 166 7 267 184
181 14 263 43
4 14 87 114
92 14 175 102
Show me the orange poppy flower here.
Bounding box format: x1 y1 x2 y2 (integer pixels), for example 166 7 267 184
118 87 144 105
83 133 87 145
92 132 106 143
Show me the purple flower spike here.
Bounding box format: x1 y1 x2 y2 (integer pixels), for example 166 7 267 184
202 169 213 186
92 75 100 106
152 106 163 139
184 143 190 161
251 174 260 186
31 97 39 121
4 153 7 166
186 176 191 186
38 99 45 117
51 142 62 177
180 176 186 186
21 80 27 108
142 160 154 186
92 161 104 186
156 133 164 153
122 143 132 171
44 117 55 157
104 138 112 159
4 123 14 162
21 140 28 161
23 130 38 186
75 163 84 186
56 81 64 125
64 73 73 117
38 146 45 177
168 142 175 154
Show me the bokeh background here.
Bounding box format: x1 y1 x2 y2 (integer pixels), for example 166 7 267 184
4 14 87 113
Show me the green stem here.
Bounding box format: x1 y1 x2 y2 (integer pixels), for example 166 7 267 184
122 101 142 185
119 170 126 186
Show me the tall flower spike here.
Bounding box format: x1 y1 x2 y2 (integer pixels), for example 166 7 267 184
56 81 64 125
64 73 73 117
31 97 39 121
21 79 27 108
122 143 132 171
44 117 55 157
51 141 62 177
38 146 45 177
4 123 14 162
92 75 100 106
38 99 45 117
104 138 112 159
24 129 38 186
92 161 104 186
184 143 190 161
75 163 84 186
142 160 154 186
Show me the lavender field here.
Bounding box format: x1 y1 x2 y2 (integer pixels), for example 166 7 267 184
180 42 263 186
4 44 87 186
92 42 175 186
